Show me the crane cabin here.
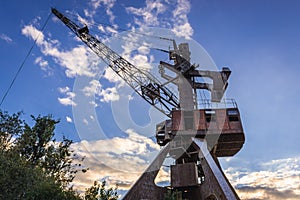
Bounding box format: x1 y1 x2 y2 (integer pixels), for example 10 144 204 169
156 100 245 157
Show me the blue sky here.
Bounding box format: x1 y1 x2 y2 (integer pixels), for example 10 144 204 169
1 0 300 199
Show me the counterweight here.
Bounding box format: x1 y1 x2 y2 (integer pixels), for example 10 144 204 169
51 8 179 116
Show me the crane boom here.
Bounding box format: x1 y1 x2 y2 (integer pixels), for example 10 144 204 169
51 8 179 116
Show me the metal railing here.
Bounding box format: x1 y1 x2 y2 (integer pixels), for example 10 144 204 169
197 98 238 109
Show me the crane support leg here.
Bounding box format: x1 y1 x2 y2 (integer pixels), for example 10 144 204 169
123 139 240 200
122 144 170 200
193 138 240 200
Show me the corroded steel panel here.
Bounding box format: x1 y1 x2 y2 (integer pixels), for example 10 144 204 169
171 108 245 157
171 162 198 188
193 138 241 200
172 110 182 130
122 144 170 200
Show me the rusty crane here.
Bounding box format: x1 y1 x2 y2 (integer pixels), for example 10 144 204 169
52 8 245 200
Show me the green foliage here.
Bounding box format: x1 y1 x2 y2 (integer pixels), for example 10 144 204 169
0 110 23 150
14 115 85 187
0 110 84 199
0 110 119 199
0 150 81 200
164 189 181 200
84 180 119 200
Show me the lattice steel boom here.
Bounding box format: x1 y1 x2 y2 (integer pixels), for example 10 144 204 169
51 8 179 116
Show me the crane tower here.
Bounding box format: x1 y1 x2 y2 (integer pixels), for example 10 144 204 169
52 8 245 200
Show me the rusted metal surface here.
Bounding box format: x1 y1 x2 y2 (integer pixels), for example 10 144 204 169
122 144 170 200
171 163 198 188
193 138 240 200
159 108 245 157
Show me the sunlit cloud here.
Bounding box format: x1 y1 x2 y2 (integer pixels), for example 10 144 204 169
58 86 77 106
125 0 193 40
71 138 300 199
84 0 117 34
90 0 116 24
99 87 120 102
58 92 76 106
171 0 193 39
34 56 53 76
224 156 300 200
81 79 120 103
82 80 102 97
103 67 124 85
126 0 166 27
71 128 161 193
35 56 49 68
58 86 71 93
22 25 101 78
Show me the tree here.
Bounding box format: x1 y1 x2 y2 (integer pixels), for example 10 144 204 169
84 180 119 200
0 110 23 150
14 115 87 187
0 110 120 199
0 110 85 199
0 150 81 200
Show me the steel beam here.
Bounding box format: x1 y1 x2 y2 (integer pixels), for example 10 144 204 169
122 144 170 200
193 138 240 200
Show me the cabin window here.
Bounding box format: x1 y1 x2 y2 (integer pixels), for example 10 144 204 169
205 110 216 122
227 109 239 121
184 111 194 130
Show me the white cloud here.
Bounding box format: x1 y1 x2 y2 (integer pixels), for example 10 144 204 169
171 0 193 39
66 116 73 123
106 26 118 34
34 56 53 76
128 94 134 100
22 25 44 45
98 25 106 32
137 45 150 55
122 0 194 80
58 89 77 106
103 67 124 85
83 9 93 18
58 86 70 93
77 15 92 27
82 80 102 97
89 100 99 107
126 0 166 27
172 22 193 39
0 33 13 43
89 0 117 25
125 0 193 40
103 0 116 24
100 87 119 102
71 129 161 192
131 54 152 70
81 79 120 103
35 56 48 68
224 156 300 200
22 25 100 78
52 46 97 78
